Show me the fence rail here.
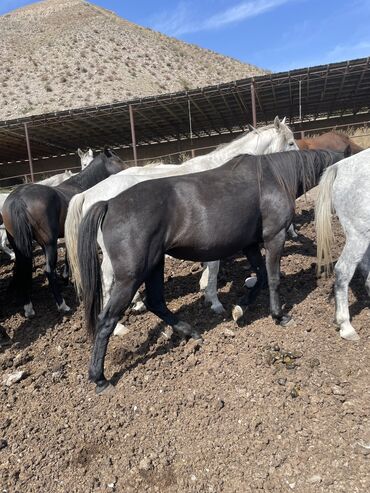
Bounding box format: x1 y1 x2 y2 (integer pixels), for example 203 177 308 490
1 120 369 186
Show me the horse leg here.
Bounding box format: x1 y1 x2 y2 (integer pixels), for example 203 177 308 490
98 240 130 338
287 223 299 240
359 248 370 297
264 229 291 326
7 233 34 317
0 229 15 260
232 243 267 321
131 290 147 313
44 243 70 313
62 249 69 283
201 261 225 314
145 257 200 339
199 262 209 291
334 240 366 341
89 280 137 394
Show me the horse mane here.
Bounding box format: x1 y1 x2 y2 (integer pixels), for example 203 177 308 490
232 150 339 206
58 152 107 190
261 150 340 204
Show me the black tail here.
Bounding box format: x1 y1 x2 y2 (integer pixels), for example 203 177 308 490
78 200 108 339
8 198 33 257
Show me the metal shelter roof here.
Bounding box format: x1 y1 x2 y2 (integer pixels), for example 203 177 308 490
0 56 369 164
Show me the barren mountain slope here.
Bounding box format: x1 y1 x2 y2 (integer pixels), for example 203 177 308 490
0 0 266 120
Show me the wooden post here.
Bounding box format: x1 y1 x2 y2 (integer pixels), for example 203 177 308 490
250 81 257 127
129 104 138 166
24 122 34 182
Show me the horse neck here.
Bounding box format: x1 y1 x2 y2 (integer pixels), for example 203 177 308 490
205 129 275 167
58 160 109 193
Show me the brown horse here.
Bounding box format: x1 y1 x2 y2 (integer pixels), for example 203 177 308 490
2 148 128 318
297 131 363 154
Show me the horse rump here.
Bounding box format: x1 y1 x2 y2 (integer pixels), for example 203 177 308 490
6 198 33 258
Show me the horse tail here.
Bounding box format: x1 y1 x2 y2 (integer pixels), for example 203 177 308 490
78 201 108 339
315 164 338 276
65 193 85 297
7 198 33 258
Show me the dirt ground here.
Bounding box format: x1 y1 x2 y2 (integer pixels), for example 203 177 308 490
0 194 369 493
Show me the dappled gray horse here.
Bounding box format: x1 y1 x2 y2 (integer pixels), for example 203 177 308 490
316 148 370 341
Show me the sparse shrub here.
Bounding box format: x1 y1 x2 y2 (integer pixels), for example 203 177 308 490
45 85 52 92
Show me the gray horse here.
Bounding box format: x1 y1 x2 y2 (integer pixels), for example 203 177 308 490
315 148 370 341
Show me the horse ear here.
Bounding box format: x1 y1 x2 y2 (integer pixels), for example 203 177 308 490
77 148 83 158
88 148 93 157
281 117 286 124
103 146 112 158
247 123 256 132
274 116 281 130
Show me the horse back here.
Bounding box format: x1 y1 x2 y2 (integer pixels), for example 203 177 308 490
2 184 67 243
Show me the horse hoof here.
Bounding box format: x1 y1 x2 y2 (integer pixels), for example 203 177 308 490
340 328 360 342
57 301 71 314
131 301 147 314
95 381 115 395
24 304 35 318
113 323 130 337
244 277 257 288
278 315 293 327
211 303 226 315
232 305 244 322
173 321 194 337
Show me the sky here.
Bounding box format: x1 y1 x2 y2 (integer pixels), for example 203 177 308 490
1 0 370 72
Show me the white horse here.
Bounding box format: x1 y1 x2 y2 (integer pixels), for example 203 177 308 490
78 148 94 169
315 148 370 341
37 169 73 186
0 149 94 260
65 117 298 333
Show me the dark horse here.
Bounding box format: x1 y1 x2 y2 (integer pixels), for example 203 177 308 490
2 148 128 318
78 148 349 394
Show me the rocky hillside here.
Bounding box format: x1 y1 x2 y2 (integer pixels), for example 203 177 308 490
0 0 266 121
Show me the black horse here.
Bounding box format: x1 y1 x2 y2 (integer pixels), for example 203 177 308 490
78 148 350 394
2 148 128 318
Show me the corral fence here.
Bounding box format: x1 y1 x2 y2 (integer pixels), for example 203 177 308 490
1 118 369 189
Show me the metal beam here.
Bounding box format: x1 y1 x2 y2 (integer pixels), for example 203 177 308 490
251 81 257 127
129 104 138 166
24 123 34 182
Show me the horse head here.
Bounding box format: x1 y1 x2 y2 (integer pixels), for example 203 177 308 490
78 148 94 170
270 116 299 153
103 147 128 175
236 117 298 155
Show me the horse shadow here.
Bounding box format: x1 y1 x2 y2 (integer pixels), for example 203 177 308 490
110 262 319 387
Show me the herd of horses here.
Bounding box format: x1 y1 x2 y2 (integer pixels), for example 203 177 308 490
0 117 368 394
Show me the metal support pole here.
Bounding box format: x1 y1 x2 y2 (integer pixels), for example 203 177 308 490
250 81 257 127
129 104 138 166
300 130 305 139
188 98 195 158
24 122 34 182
